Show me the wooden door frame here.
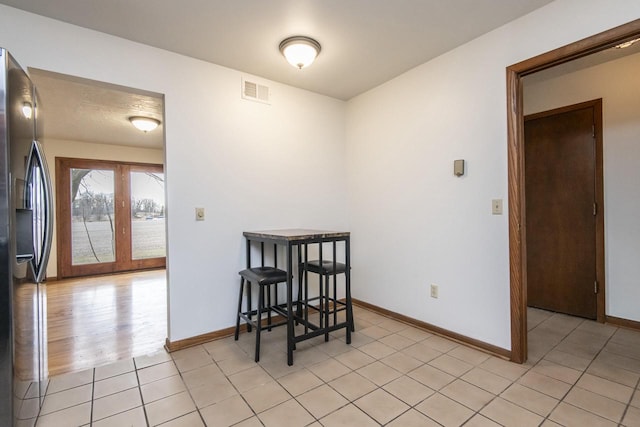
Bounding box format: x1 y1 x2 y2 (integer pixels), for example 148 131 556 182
56 157 166 279
507 19 640 363
524 99 604 319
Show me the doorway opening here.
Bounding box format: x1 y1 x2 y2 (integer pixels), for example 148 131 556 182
507 19 640 363
28 68 168 374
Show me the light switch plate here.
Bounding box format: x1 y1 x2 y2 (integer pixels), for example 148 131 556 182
430 284 439 299
492 199 503 215
195 207 205 221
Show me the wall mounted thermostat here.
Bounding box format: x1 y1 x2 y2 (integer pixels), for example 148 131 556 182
454 159 465 177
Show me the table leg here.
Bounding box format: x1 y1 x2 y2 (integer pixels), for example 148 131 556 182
286 243 294 366
245 238 252 332
345 237 352 343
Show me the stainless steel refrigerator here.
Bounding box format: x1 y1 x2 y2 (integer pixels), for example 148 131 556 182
0 48 53 426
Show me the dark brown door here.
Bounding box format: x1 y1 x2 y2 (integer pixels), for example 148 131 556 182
525 100 602 319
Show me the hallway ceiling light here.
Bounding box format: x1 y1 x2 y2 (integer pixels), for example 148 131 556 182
279 36 321 69
129 116 160 132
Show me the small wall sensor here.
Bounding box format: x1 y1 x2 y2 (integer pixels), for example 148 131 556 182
454 159 465 177
195 207 205 221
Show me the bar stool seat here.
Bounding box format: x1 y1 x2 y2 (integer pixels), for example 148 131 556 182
240 266 288 285
303 260 348 275
235 266 288 362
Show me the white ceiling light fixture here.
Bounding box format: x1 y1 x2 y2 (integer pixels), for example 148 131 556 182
279 36 321 69
129 116 160 132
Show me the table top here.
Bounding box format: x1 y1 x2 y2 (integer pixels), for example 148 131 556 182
243 228 349 243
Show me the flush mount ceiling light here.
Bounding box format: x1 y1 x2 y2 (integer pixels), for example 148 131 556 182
129 116 160 132
279 36 321 69
614 37 640 49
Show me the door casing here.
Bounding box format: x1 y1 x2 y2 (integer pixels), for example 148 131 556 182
507 18 640 363
56 157 166 278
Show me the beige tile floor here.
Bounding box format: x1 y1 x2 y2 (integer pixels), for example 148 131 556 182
35 306 640 426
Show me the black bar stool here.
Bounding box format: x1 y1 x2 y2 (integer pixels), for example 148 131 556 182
235 266 288 362
298 254 354 341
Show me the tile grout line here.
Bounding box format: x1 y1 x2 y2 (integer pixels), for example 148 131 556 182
214 350 260 426
257 327 383 424
132 357 152 427
536 316 624 426
315 328 424 424
418 335 539 426
347 316 515 425
172 352 211 426
618 373 640 426
272 346 355 425
89 368 95 427
520 312 588 425
460 312 587 426
201 342 268 426
159 356 205 426
308 328 485 425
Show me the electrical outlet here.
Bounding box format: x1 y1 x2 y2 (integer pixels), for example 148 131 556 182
430 284 439 299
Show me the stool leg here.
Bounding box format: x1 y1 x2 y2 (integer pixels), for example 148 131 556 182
246 281 253 333
324 273 330 342
255 284 264 362
346 272 353 343
333 273 338 326
266 284 272 332
304 270 309 334
319 272 324 329
297 265 303 319
235 277 245 340
346 273 355 332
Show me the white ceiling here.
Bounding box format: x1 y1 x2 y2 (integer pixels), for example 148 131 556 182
6 1 638 150
2 0 560 148
29 69 165 149
2 0 554 100
0 0 551 148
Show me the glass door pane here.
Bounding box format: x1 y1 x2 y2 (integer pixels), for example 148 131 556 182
70 169 115 265
130 171 165 260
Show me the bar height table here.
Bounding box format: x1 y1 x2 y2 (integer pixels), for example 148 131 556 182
243 229 351 365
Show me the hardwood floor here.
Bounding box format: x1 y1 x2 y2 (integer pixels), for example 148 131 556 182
45 269 167 377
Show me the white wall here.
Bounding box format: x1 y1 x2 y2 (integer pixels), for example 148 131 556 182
346 0 640 349
41 138 164 279
524 53 640 322
0 5 348 342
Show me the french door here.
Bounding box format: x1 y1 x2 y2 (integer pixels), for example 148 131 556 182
56 158 165 278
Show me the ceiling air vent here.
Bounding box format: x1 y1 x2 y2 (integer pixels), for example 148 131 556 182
242 78 270 104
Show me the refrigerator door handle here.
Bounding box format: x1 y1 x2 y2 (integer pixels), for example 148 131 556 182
26 140 53 283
